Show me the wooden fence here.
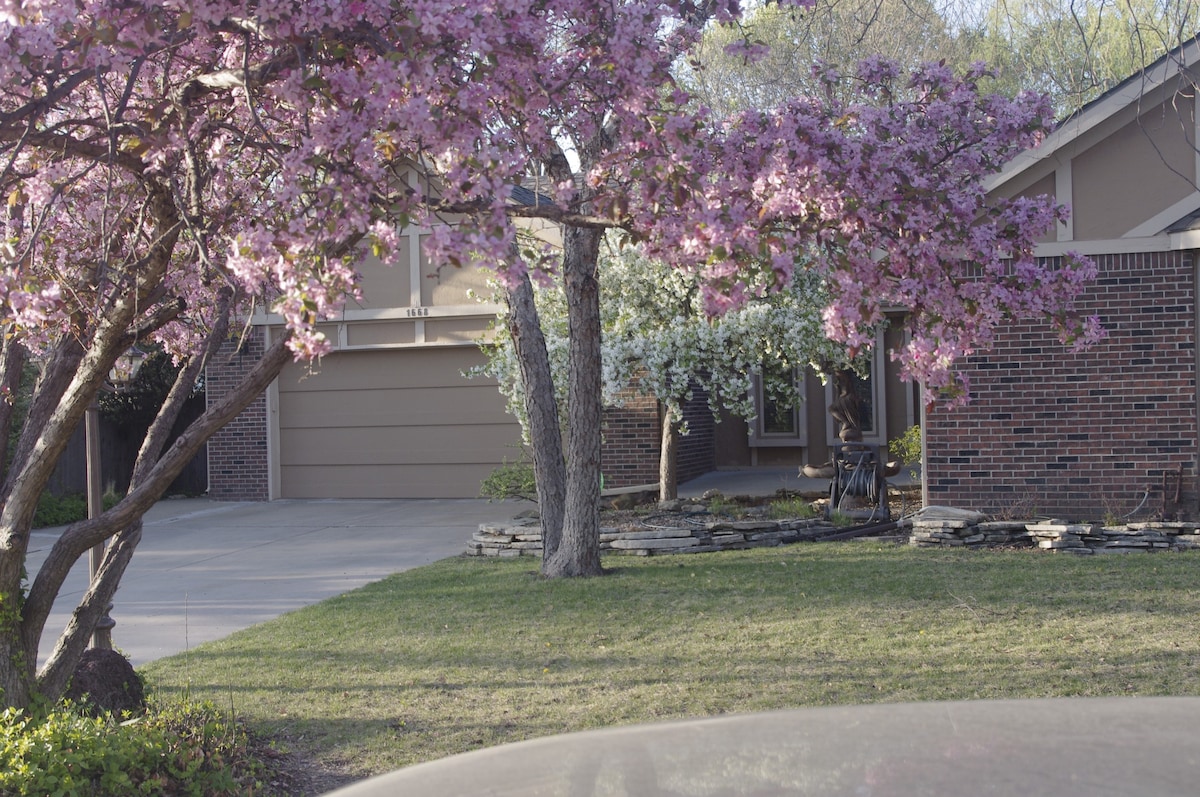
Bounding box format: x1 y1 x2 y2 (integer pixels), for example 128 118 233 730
46 398 208 498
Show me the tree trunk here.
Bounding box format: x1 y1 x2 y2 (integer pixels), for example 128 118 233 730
659 405 679 502
0 338 27 488
543 225 604 578
505 264 567 560
35 293 234 700
0 330 293 709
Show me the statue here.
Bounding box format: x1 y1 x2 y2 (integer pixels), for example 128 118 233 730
829 370 862 443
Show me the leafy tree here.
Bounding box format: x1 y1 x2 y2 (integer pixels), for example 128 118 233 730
477 237 854 502
0 1 439 709
968 0 1200 115
688 0 975 114
0 0 1100 710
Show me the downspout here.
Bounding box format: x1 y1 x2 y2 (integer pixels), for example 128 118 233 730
919 386 929 509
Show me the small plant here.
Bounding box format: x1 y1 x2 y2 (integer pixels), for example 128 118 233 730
988 492 1040 522
889 425 922 478
829 510 856 527
0 698 271 796
768 497 817 520
706 494 734 517
480 457 537 502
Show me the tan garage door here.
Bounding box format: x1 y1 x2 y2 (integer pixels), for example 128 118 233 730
277 347 521 498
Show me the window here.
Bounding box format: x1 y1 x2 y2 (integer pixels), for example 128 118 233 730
749 365 807 447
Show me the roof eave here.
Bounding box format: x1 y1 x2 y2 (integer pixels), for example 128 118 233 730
984 36 1200 194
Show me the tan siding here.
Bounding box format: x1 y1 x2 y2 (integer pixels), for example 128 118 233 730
345 320 418 347
280 384 513 428
282 348 482 390
276 347 521 498
280 424 520 466
420 235 495 305
425 317 493 343
355 246 412 309
1072 97 1196 240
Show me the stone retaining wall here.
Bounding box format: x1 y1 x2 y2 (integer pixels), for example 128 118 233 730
468 509 1200 558
911 516 1200 554
466 516 844 558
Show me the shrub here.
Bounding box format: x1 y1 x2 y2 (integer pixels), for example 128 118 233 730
480 458 537 502
0 699 271 796
768 496 817 520
32 492 88 528
32 490 122 529
889 424 922 466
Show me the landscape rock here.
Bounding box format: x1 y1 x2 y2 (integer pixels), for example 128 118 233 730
913 506 987 524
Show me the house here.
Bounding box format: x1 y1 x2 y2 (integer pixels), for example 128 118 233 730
923 37 1200 520
204 167 724 501
206 166 523 500
205 172 918 501
208 40 1200 514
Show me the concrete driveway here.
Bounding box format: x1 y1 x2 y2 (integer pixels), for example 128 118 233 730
27 498 517 666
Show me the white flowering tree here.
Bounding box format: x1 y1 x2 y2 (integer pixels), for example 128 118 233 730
476 237 854 500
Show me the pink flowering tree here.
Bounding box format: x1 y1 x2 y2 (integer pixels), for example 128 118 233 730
0 1 1098 708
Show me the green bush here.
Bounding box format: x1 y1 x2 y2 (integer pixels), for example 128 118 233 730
32 492 87 528
889 424 922 466
32 491 122 529
0 699 270 796
480 458 537 502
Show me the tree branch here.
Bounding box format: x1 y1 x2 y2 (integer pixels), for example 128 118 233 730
26 328 294 674
35 290 236 699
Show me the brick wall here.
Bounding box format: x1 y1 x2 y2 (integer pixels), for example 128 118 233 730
925 251 1198 520
677 380 715 483
206 334 271 501
601 391 660 488
601 379 715 489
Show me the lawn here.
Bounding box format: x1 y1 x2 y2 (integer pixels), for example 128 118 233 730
140 542 1200 785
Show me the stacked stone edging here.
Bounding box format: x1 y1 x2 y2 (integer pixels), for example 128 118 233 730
467 507 1200 558
466 516 848 558
910 508 1200 554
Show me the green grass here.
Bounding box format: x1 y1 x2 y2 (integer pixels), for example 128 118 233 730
141 544 1200 781
767 496 817 519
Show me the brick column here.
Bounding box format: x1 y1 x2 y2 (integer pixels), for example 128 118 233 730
205 333 271 501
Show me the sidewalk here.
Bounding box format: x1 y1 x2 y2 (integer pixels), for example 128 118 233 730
27 498 516 666
677 465 920 499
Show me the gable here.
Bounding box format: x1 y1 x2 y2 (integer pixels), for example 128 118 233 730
986 40 1200 254
1071 89 1197 240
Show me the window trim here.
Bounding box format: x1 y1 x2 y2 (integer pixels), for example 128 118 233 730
748 368 808 448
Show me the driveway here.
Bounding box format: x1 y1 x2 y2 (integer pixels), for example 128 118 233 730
27 498 517 666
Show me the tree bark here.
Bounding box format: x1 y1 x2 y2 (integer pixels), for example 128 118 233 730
35 292 235 700
543 225 605 578
505 264 567 561
0 338 27 488
0 329 293 708
659 404 679 502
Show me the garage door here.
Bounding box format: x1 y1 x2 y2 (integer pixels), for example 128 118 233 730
277 347 522 498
